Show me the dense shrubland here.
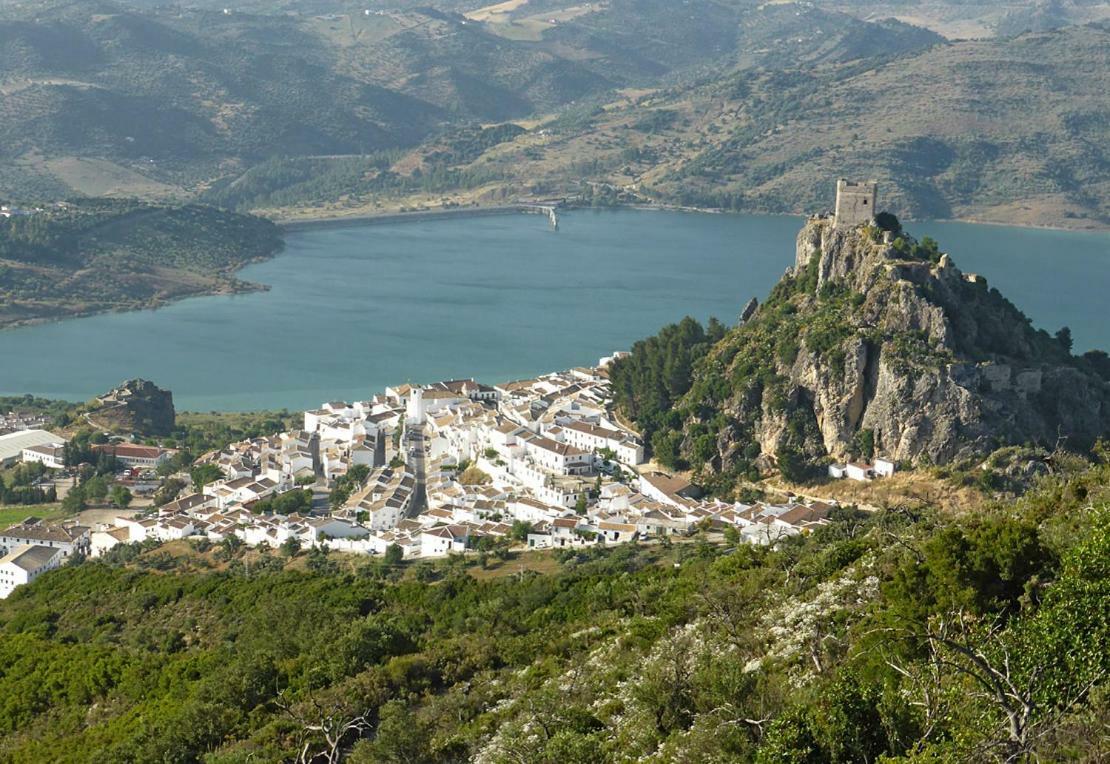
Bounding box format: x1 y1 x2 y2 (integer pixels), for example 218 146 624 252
0 453 1106 761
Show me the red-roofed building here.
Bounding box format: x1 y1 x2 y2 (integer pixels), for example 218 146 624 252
93 443 174 468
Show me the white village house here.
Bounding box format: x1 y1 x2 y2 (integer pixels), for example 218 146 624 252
0 519 90 558
0 544 66 598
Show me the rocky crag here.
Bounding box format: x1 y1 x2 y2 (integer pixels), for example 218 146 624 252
775 216 1109 462
89 379 176 436
617 214 1110 484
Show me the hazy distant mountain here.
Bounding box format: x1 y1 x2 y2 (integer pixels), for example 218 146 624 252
0 0 692 199
1 0 1106 229
438 21 1108 228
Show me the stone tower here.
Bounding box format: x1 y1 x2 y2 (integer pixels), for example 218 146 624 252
834 179 878 228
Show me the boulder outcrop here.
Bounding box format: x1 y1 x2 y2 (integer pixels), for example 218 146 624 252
90 379 176 436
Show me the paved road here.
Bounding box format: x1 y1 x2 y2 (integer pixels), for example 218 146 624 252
404 428 427 519
310 484 331 514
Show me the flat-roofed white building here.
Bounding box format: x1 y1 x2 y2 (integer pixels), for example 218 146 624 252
21 443 67 469
0 429 67 467
874 458 896 477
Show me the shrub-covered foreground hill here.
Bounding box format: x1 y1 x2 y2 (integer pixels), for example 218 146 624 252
0 457 1108 762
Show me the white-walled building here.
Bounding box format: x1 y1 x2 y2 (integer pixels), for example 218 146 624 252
102 361 858 566
521 436 593 475
90 527 132 558
203 475 282 509
159 492 219 516
92 443 174 468
0 429 67 467
420 525 470 557
597 521 638 544
559 420 644 464
21 443 67 469
845 463 875 482
303 517 371 543
639 472 699 509
510 497 565 524
0 544 65 598
0 520 89 558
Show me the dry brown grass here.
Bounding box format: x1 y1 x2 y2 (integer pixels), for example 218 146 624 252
459 465 493 485
465 0 531 22
769 470 991 514
35 156 180 199
466 549 564 580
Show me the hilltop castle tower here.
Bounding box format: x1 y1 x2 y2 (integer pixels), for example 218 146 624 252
834 179 878 228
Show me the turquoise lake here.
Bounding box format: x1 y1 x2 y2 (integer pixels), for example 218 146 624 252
0 209 1106 411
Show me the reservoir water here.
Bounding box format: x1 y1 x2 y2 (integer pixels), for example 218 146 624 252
0 209 1106 411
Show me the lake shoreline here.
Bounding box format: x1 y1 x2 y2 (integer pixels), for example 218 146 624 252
279 204 559 231
4 206 1102 335
2 210 1105 411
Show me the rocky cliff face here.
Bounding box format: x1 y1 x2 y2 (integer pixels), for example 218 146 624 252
684 216 1110 474
90 379 176 436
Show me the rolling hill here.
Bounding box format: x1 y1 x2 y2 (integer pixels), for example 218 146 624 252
0 0 1107 229
428 19 1109 228
0 199 282 327
0 0 950 203
0 0 669 200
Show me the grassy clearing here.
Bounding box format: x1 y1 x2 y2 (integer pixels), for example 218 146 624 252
465 0 531 22
42 157 180 199
482 18 549 41
0 503 65 528
467 549 567 579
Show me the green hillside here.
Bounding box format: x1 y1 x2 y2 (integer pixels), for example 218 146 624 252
0 457 1106 761
608 214 1110 497
0 200 282 327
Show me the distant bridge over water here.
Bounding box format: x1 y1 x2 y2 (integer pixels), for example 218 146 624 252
519 203 559 230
